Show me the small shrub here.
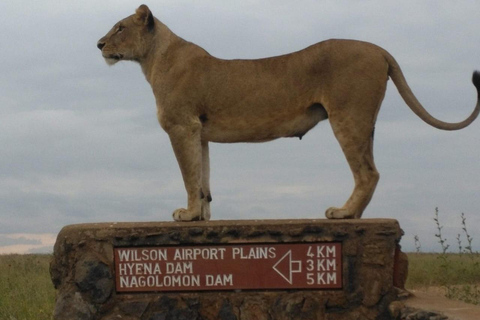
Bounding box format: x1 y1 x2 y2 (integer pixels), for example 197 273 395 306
432 208 479 304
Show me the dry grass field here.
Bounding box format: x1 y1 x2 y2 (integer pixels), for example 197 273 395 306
0 252 479 319
406 252 480 305
0 254 55 320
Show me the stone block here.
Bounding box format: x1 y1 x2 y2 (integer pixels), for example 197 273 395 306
50 219 403 319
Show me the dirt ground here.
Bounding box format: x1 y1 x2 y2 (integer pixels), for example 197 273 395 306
405 287 480 320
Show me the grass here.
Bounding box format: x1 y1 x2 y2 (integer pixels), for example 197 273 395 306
0 254 55 320
406 253 480 288
1 253 478 320
408 208 480 305
406 252 480 305
0 208 478 319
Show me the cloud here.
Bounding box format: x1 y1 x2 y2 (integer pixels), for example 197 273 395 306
0 234 57 254
0 1 479 253
0 235 41 246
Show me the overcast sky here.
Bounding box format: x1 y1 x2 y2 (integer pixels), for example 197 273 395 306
1 1 479 254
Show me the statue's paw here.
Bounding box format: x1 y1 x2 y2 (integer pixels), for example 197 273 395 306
201 200 211 221
325 207 354 219
172 208 200 222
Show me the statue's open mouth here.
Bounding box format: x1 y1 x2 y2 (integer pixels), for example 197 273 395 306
102 53 123 60
103 54 123 66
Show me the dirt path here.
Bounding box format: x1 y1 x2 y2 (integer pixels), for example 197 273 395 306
405 288 480 320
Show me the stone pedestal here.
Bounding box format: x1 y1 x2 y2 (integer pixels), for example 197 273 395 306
50 219 404 320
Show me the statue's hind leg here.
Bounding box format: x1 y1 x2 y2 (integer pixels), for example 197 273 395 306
326 117 379 219
322 66 387 219
324 84 384 219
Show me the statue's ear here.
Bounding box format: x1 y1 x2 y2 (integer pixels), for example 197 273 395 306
134 4 155 32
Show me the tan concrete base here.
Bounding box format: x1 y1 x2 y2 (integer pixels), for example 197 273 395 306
50 219 403 320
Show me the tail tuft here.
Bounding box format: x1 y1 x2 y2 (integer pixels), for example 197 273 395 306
472 71 480 96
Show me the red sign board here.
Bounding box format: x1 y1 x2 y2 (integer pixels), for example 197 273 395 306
114 242 342 292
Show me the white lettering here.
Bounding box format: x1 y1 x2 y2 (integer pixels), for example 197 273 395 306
232 248 241 259
316 245 336 258
166 262 193 274
269 247 276 258
326 246 336 258
232 247 276 259
306 259 314 272
306 273 314 285
118 249 142 262
130 276 139 287
141 249 168 261
317 246 325 258
118 263 127 275
120 276 129 288
118 275 201 288
118 263 163 275
173 248 226 260
327 273 337 284
317 272 337 285
118 249 167 262
327 259 336 271
317 272 326 285
307 246 314 258
205 274 233 286
306 272 337 285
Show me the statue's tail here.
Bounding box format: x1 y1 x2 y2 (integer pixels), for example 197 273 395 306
384 51 480 131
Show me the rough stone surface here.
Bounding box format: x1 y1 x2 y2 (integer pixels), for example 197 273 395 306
50 219 404 320
393 248 409 290
399 307 448 320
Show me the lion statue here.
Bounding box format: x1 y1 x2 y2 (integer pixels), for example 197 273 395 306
97 5 479 221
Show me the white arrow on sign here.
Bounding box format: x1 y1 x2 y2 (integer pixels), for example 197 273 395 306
272 250 302 284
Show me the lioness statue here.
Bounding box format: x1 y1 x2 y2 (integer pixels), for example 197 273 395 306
98 5 479 221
